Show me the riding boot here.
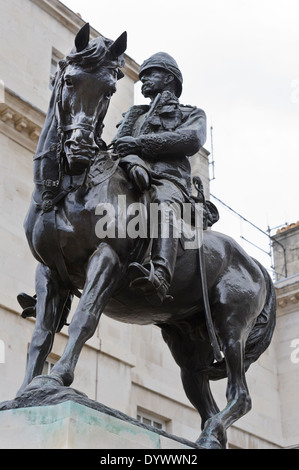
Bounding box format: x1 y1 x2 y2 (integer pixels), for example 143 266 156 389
128 223 178 306
151 228 178 286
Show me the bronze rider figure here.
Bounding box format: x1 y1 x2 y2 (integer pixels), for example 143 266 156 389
113 52 207 306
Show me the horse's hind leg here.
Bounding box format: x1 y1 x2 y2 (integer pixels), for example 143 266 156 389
17 263 70 396
197 331 251 449
181 369 220 430
160 324 221 441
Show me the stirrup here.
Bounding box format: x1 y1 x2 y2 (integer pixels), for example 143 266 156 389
128 261 155 285
128 262 172 307
17 292 37 319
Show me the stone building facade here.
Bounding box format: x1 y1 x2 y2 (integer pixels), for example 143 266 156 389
0 0 298 449
271 223 299 448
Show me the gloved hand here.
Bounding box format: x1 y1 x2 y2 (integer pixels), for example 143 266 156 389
129 165 151 193
113 136 141 157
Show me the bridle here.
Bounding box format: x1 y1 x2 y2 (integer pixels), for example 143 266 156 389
55 65 107 137
33 58 118 210
54 66 104 162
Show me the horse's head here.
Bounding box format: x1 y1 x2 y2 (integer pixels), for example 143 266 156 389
57 23 127 175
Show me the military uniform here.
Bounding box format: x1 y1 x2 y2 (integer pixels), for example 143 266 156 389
115 90 206 198
114 53 207 305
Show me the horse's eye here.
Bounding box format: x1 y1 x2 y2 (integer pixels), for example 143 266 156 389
64 77 73 87
107 67 117 77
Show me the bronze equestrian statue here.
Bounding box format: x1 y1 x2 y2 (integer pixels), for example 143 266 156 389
8 24 275 449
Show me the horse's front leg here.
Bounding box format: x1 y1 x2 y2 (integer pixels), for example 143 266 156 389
17 263 70 396
49 243 123 387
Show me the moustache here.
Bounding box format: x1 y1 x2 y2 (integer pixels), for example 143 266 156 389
141 82 153 91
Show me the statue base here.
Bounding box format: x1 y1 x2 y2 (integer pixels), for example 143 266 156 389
0 401 198 449
0 379 198 449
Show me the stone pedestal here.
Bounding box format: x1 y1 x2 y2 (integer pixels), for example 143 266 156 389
0 400 195 449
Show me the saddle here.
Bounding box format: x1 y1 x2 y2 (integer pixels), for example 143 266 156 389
119 155 219 230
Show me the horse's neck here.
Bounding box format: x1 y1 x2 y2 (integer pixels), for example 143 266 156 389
33 69 66 189
33 117 61 187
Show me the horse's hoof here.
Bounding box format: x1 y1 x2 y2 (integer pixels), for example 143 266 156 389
197 416 227 449
25 374 64 391
196 436 225 449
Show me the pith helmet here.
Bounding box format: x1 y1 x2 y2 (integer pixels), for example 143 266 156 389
139 52 183 97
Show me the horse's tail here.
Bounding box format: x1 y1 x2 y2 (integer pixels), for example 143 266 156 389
206 259 276 381
243 260 276 371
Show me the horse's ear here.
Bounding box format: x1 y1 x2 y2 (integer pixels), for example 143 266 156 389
75 23 90 52
109 31 127 58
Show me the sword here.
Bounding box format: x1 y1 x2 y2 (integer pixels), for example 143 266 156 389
193 177 223 363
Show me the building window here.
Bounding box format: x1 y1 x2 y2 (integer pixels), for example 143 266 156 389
41 358 55 375
137 409 166 431
49 48 64 90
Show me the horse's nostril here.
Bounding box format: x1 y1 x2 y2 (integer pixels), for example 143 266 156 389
74 129 90 143
65 129 99 152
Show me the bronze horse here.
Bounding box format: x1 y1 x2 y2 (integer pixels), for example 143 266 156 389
16 24 276 449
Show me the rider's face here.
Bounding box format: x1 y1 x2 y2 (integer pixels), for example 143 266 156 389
140 68 173 99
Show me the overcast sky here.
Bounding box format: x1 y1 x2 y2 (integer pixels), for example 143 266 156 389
63 0 299 272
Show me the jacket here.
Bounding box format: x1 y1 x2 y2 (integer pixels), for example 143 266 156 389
114 91 207 195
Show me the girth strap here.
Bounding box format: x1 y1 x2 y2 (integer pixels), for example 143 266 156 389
34 183 77 213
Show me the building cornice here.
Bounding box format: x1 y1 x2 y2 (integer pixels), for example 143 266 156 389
30 0 85 34
275 274 299 315
0 87 45 152
29 0 140 82
273 221 299 237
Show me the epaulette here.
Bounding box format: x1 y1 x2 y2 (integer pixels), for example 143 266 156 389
179 104 198 113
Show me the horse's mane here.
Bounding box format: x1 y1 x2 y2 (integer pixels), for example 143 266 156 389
66 36 124 72
35 71 62 157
